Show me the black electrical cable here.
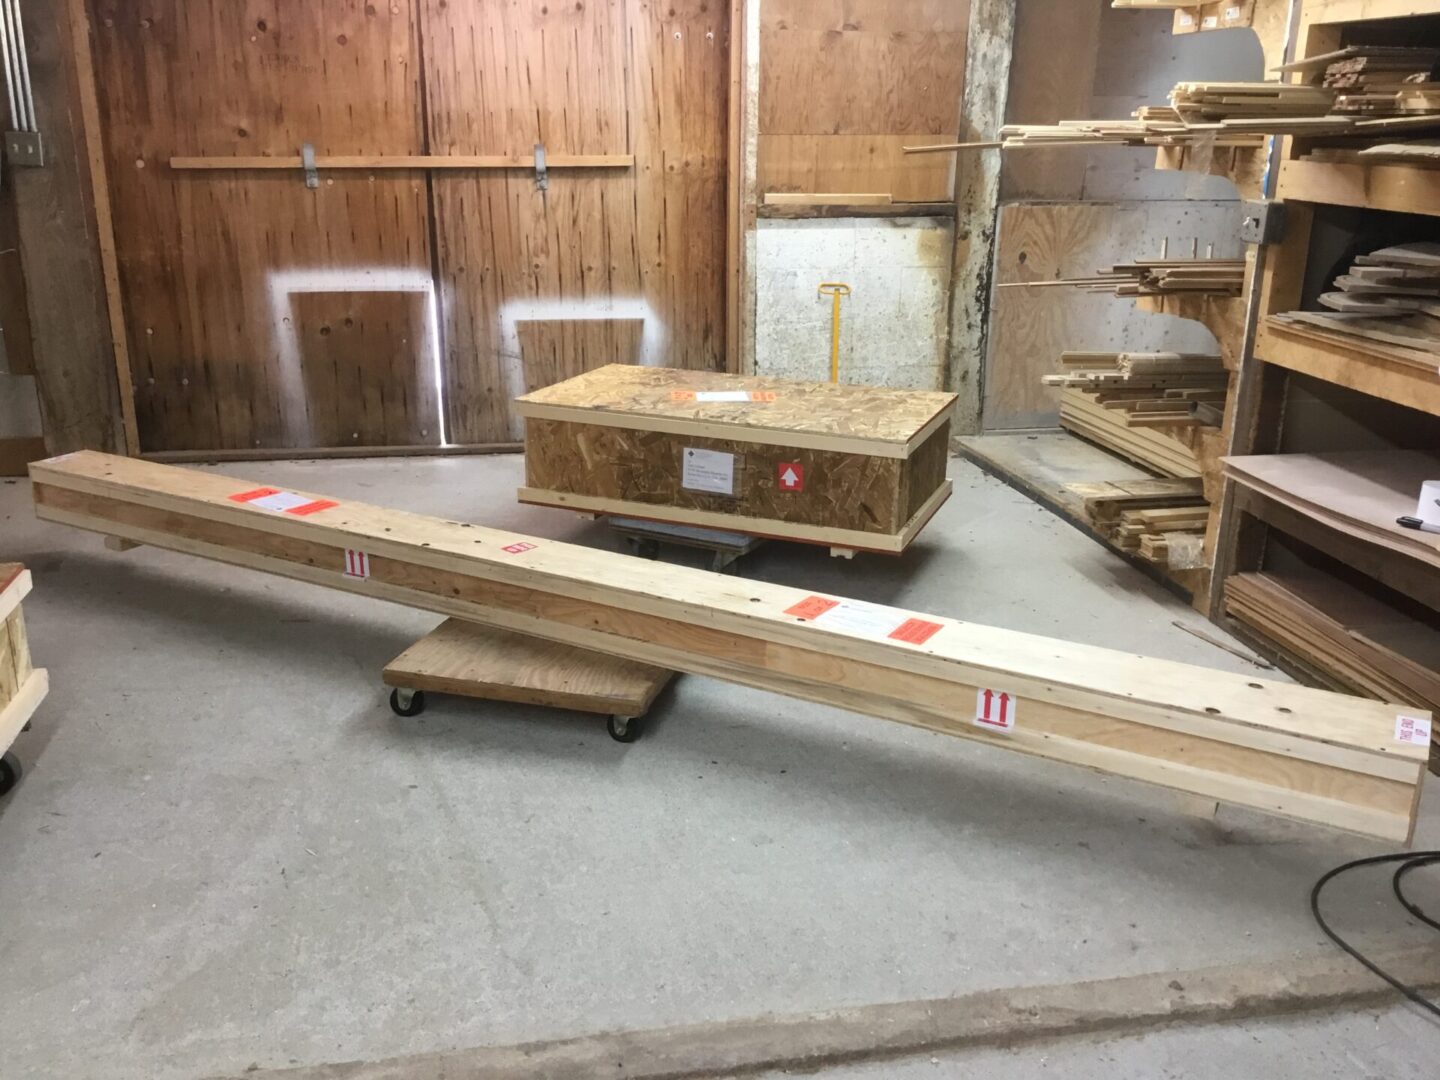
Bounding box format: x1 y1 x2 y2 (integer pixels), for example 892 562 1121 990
1310 851 1440 1019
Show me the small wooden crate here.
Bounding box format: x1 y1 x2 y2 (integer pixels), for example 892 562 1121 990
0 564 47 764
516 366 957 554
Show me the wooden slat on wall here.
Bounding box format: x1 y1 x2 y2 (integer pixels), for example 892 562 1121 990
757 0 969 202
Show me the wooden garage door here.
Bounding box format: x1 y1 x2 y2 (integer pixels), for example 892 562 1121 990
88 0 730 455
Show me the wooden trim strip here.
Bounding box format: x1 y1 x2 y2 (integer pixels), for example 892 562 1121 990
27 453 1430 841
169 154 635 171
68 0 140 455
517 480 955 555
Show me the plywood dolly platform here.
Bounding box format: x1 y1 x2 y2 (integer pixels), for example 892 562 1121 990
382 619 677 742
0 564 48 796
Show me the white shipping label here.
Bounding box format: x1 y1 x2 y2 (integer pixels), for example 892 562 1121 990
343 549 370 580
1396 714 1433 747
695 390 753 403
251 490 321 514
682 447 737 496
783 596 944 645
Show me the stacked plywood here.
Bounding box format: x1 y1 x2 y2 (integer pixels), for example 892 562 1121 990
1274 243 1440 363
1227 570 1440 760
1224 450 1440 570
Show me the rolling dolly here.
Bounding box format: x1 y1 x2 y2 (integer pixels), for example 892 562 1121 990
605 516 765 573
383 619 676 742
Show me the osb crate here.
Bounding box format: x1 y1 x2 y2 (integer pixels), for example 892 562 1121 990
516 366 957 554
1 564 47 761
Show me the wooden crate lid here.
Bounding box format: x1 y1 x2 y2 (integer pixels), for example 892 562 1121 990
0 564 25 597
516 365 958 458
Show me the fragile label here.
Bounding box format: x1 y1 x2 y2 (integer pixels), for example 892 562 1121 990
975 689 1016 733
1396 714 1433 747
503 542 538 555
784 596 943 646
343 549 370 579
229 487 338 516
682 447 737 496
672 390 777 403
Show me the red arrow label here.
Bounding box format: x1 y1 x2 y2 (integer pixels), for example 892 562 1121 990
777 462 805 492
975 688 1016 732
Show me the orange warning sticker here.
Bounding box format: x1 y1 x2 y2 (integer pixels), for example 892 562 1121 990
786 596 840 621
671 390 778 403
890 618 943 645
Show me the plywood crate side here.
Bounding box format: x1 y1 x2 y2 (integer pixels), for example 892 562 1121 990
524 418 914 535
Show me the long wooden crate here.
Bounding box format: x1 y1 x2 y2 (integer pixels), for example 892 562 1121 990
515 365 957 554
29 452 1432 842
0 564 48 764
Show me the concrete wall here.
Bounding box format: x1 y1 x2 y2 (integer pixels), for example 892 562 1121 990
755 217 954 390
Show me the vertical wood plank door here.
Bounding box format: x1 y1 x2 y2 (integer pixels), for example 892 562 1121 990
86 0 731 455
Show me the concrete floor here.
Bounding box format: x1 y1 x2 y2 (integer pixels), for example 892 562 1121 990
0 454 1436 1079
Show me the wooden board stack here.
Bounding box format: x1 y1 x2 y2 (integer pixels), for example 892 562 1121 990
995 115 1263 151
999 260 1245 298
1309 46 1440 116
1227 570 1440 765
1045 352 1224 484
1169 82 1336 123
1274 243 1440 361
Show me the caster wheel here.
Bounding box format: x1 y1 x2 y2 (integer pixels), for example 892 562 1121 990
607 715 641 743
0 752 22 797
390 688 427 717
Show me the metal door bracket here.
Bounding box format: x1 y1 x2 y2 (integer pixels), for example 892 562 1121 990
301 142 319 189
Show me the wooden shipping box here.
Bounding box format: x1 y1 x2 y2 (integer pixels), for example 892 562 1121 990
516 366 957 553
0 564 47 760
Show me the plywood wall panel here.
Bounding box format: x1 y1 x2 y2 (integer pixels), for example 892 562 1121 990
757 1 968 200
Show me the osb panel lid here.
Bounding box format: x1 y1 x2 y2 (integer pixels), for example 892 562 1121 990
516 365 957 454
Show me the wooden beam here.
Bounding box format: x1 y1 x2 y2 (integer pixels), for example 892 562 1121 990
30 452 1430 843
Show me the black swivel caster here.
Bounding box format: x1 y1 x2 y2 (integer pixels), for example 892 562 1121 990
607 715 641 743
390 688 427 717
0 752 22 797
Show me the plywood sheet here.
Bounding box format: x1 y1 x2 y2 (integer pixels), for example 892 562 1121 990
517 365 956 450
1224 451 1440 569
757 135 955 202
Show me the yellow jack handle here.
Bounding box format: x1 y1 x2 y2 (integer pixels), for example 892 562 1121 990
817 282 852 384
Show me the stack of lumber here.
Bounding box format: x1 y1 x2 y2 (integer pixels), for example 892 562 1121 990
1058 390 1202 480
1223 450 1440 570
1306 46 1440 116
995 116 1263 150
1043 352 1227 429
1000 259 1245 298
30 452 1433 843
1273 243 1440 362
1227 569 1440 757
1169 82 1336 123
